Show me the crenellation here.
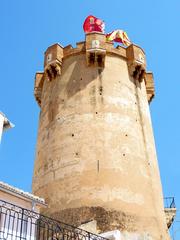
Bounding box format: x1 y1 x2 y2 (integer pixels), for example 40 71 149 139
145 72 155 103
34 38 155 107
44 43 63 67
106 45 127 59
126 44 146 82
63 47 85 59
34 72 44 106
44 43 63 81
76 41 85 49
85 32 106 67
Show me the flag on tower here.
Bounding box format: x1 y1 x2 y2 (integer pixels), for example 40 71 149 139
83 15 105 33
106 30 131 46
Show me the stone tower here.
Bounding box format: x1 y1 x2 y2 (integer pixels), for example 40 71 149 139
33 33 169 239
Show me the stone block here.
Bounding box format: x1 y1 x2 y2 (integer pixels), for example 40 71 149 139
34 72 44 106
85 32 106 67
44 44 63 80
126 44 146 82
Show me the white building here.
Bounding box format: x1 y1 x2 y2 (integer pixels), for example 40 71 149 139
0 112 14 142
0 182 46 240
0 112 47 240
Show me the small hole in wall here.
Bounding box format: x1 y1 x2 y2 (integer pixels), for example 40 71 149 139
99 86 103 95
136 119 138 122
81 78 83 80
135 102 137 105
97 160 99 172
125 134 128 137
98 68 103 74
75 152 79 156
123 153 125 156
96 112 98 114
72 134 74 137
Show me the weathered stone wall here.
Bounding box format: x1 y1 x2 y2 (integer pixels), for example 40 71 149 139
33 48 169 239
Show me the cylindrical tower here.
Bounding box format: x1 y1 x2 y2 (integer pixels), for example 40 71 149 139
33 33 169 239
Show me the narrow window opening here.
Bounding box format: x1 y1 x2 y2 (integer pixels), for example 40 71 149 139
89 53 95 64
99 86 103 96
97 160 99 172
97 55 103 67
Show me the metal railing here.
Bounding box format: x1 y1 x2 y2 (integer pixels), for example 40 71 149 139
164 197 176 209
0 200 107 240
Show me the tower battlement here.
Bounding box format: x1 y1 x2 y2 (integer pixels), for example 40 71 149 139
34 33 154 107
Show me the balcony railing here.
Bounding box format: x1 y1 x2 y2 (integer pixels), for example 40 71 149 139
164 197 176 209
0 200 107 240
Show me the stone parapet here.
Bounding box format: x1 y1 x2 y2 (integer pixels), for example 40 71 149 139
145 72 155 103
85 32 106 67
34 33 155 106
126 44 146 82
34 72 44 107
44 43 63 81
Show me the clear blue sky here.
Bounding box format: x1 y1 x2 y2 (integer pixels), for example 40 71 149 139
0 0 179 238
